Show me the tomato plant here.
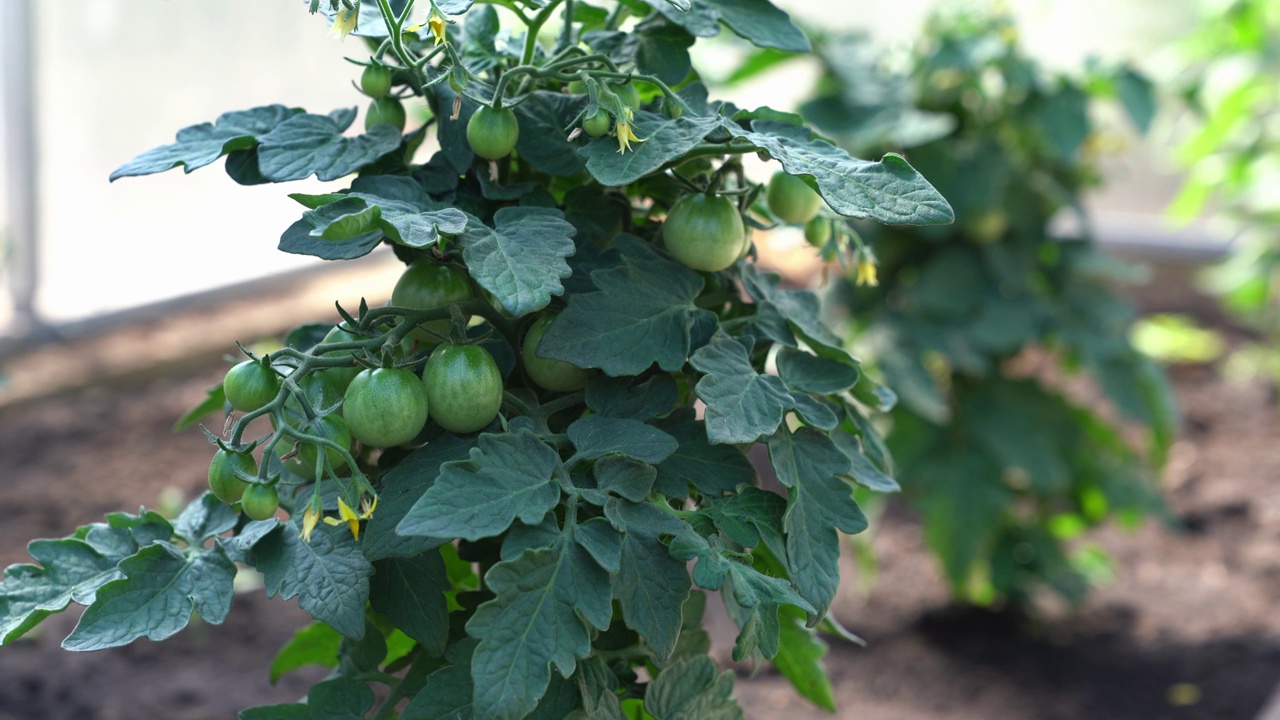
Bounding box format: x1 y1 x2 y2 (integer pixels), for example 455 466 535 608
365 95 407 131
360 63 393 98
766 171 822 225
223 358 281 413
0 2 957 718
208 448 255 504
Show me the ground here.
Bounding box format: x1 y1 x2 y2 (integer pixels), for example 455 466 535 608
0 285 1278 719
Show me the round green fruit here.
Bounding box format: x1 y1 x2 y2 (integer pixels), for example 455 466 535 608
663 193 746 272
361 64 393 99
209 450 256 504
224 360 281 413
294 414 353 472
766 172 823 225
390 261 474 345
583 110 611 138
240 483 279 521
343 367 430 447
804 217 831 247
466 106 519 160
422 344 503 434
522 316 588 392
365 97 406 132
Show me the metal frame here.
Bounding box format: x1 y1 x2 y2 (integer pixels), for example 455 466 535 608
2 0 44 340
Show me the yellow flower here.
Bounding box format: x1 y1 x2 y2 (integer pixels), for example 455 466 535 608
855 258 879 287
324 497 363 540
329 6 359 40
300 502 321 543
615 109 645 154
427 8 448 46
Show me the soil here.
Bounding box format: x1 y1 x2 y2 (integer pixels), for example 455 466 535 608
1 278 1279 719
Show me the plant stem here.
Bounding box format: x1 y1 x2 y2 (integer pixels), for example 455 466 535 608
521 0 565 66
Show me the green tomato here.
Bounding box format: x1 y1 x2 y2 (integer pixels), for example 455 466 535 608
422 344 503 434
317 324 365 392
614 82 642 111
522 315 588 392
209 450 255 504
282 371 346 421
343 367 430 447
360 64 393 99
804 216 831 247
224 360 281 413
466 106 520 160
390 261 474 345
766 171 823 225
366 97 406 132
583 110 611 138
663 193 746 272
240 483 279 521
294 414 353 473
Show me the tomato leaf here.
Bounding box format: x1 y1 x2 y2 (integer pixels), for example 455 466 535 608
278 219 383 261
690 333 794 445
370 554 450 658
767 426 867 621
62 541 235 651
173 382 226 432
645 656 744 720
0 538 129 644
741 266 852 362
257 110 403 182
399 641 477 720
579 112 724 187
593 456 658 503
512 92 589 177
269 622 342 684
538 236 717 376
584 374 680 421
249 522 374 640
109 105 298 181
567 415 678 464
773 605 837 712
467 527 613 720
396 429 562 542
363 435 475 561
173 492 239 545
460 207 578 317
605 500 692 661
776 347 861 394
652 408 757 499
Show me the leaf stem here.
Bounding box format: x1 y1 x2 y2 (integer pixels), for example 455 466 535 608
521 0 565 66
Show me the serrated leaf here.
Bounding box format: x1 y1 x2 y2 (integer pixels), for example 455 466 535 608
568 415 678 464
607 500 691 660
726 120 953 225
0 539 126 643
371 554 450 657
269 621 342 684
539 236 717 376
646 656 744 720
257 112 402 182
398 429 562 541
278 218 383 261
174 492 239 545
109 105 297 181
831 430 900 493
513 92 589 177
741 265 850 361
580 112 725 187
767 427 867 620
773 605 836 711
722 559 813 659
302 182 468 249
62 541 235 651
460 207 578 317
703 0 809 53
173 382 225 431
653 408 758 499
400 647 476 720
706 487 787 553
364 435 476 561
585 374 680 421
308 678 376 719
467 526 613 720
251 522 374 640
792 394 839 431
691 333 794 445
593 456 658 502
776 347 860 394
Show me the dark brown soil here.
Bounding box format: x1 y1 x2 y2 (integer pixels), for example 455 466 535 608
1 317 1278 719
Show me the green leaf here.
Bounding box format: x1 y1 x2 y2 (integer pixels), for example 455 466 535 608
593 456 658 502
460 207 578 317
767 426 867 620
174 492 239 545
607 500 692 660
539 236 717 376
513 92 589 177
773 605 836 711
741 266 850 362
62 541 235 651
690 332 794 445
269 621 342 684
258 110 403 182
568 415 679 464
400 642 477 720
109 105 297 181
173 382 225 431
250 522 374 640
831 430 900 493
580 112 725 187
1114 66 1156 134
1030 83 1090 161
792 394 839 431
0 538 126 643
239 705 311 720
585 374 680 421
370 554 450 657
645 656 744 720
906 447 1011 589
398 429 562 541
308 678 376 720
467 525 614 720
302 186 468 249
703 0 809 53
706 487 786 553
363 434 476 561
278 219 382 261
721 559 812 659
726 121 953 225
653 408 758 499
776 347 860 394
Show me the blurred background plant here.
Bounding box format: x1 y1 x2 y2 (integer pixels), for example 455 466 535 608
735 8 1180 609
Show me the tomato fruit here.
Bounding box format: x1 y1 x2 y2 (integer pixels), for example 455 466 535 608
224 360 281 413
366 97 406 132
209 449 255 504
391 261 474 345
317 324 365 392
766 171 822 225
522 316 588 392
361 64 393 99
614 82 642 111
583 110 611 138
294 414 353 472
422 344 503 434
282 371 345 422
662 193 746 272
804 216 831 247
240 483 279 521
466 106 519 160
344 367 430 447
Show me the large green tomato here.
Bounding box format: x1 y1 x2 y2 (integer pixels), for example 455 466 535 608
343 367 430 447
316 324 365 392
522 316 588 392
240 483 279 521
209 449 255 504
366 97 406 132
390 261 474 346
466 106 520 160
663 193 746 272
422 344 503 434
223 360 280 413
360 64 393 99
766 171 823 225
583 110 611 138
